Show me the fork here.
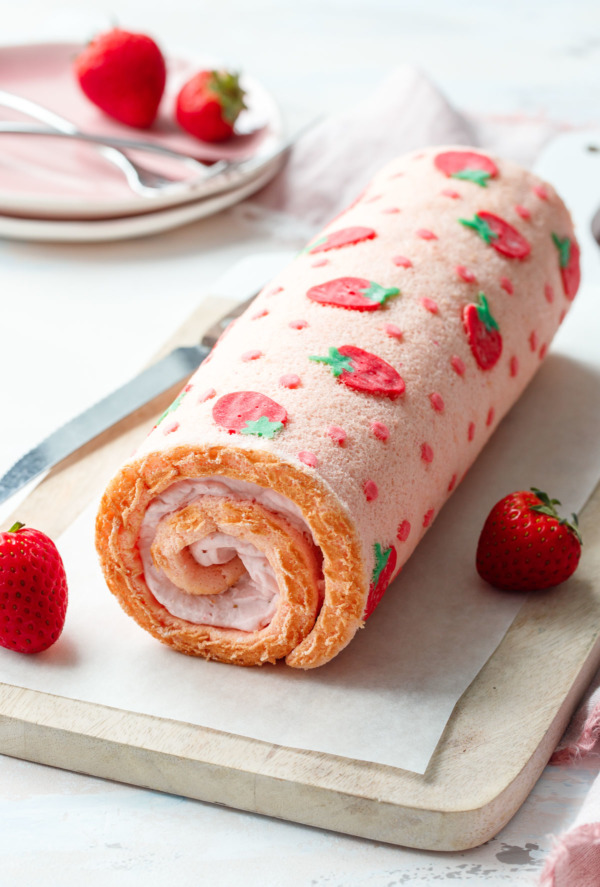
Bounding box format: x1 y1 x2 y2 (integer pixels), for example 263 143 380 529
0 88 205 195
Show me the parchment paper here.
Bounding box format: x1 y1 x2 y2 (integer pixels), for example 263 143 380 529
1 284 599 774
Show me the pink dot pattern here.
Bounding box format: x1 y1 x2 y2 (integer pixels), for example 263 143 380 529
383 323 403 339
370 421 389 441
515 205 531 220
429 392 445 412
468 422 476 442
421 442 434 463
241 350 262 362
441 188 460 199
500 277 514 295
510 355 519 377
299 451 318 468
198 387 216 403
327 425 346 446
451 355 466 376
397 520 411 542
392 255 412 268
289 320 308 330
421 297 439 314
456 265 476 283
280 374 301 389
364 480 379 501
423 508 434 528
544 284 554 303
417 229 437 241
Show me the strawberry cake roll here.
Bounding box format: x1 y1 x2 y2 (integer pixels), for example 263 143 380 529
96 146 580 668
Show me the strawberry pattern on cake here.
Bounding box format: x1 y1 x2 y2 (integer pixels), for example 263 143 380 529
103 145 580 665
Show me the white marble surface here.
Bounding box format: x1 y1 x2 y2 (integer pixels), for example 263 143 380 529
2 1 600 883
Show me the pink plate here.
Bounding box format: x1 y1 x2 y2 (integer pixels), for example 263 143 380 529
0 42 283 219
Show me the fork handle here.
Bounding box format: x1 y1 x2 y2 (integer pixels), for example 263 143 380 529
0 122 218 175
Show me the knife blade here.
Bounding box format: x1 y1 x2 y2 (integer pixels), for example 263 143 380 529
0 294 256 507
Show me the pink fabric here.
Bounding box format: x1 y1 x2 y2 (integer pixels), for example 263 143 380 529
540 823 600 887
253 66 474 228
540 671 600 885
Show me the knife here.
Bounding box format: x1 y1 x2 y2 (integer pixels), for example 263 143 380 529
0 284 266 507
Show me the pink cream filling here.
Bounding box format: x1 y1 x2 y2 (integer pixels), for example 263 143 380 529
139 477 319 632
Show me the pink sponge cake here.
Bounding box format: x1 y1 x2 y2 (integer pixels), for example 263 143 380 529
96 146 580 668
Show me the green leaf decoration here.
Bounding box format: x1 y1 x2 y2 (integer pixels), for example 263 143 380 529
305 236 327 254
476 293 499 332
459 214 498 244
552 232 571 269
364 282 400 305
451 169 491 187
156 391 187 426
372 542 392 587
309 347 354 377
240 415 284 439
529 487 582 544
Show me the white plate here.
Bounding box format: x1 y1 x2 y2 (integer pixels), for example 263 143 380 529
0 157 281 242
0 42 284 220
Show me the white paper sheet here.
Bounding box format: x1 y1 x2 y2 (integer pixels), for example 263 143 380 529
1 285 599 775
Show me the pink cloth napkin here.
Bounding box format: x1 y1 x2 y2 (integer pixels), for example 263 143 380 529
539 671 600 886
251 65 474 229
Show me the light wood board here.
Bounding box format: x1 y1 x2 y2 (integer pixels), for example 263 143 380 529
1 296 600 851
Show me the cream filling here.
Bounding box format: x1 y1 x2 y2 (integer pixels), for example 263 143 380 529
139 477 316 632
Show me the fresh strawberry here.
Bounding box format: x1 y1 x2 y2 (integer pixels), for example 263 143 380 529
74 28 166 128
364 543 397 619
309 345 405 399
552 233 581 301
463 293 502 370
307 277 399 312
0 522 68 654
476 488 582 591
213 391 287 438
306 227 376 254
175 70 246 142
459 212 531 259
434 151 498 187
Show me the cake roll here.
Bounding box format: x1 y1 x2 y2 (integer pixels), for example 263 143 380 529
96 146 580 669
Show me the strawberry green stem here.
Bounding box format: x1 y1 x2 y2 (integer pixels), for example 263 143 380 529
309 347 354 377
8 522 24 532
530 487 582 544
459 214 498 244
552 233 571 269
476 293 499 332
451 169 491 187
208 71 247 124
372 542 391 586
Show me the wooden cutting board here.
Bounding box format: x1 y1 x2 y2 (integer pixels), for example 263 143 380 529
1 296 600 852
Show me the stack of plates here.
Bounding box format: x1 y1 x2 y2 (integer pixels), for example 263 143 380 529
0 43 285 242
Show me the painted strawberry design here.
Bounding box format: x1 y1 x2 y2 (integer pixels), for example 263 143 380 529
364 543 397 619
552 233 581 301
213 391 287 438
463 293 502 370
306 226 376 254
434 151 498 188
459 212 531 259
307 277 399 312
309 346 405 399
